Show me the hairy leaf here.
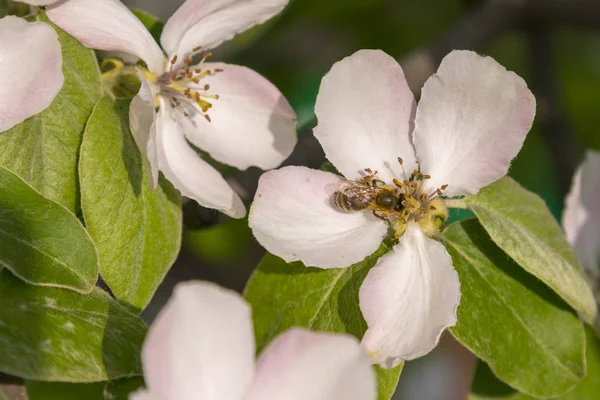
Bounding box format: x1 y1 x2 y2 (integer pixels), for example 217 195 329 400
27 377 145 400
0 166 97 292
79 97 181 312
0 15 102 212
465 177 596 323
469 327 600 400
244 247 401 400
443 220 585 398
0 270 146 381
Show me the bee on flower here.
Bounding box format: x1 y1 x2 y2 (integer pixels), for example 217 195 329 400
249 49 536 367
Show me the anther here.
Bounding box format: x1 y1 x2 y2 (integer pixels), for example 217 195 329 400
436 189 443 196
193 46 202 52
204 114 211 122
170 55 178 64
195 68 202 73
420 194 428 201
192 78 200 84
412 169 419 178
430 205 437 210
365 168 373 175
423 174 431 179
441 184 448 190
204 84 210 90
397 157 403 165
214 68 224 73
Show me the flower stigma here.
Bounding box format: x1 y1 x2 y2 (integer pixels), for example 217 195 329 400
141 47 221 122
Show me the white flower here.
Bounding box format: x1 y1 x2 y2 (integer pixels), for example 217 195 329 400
131 281 376 400
563 150 600 280
249 49 536 367
46 0 297 218
0 15 63 133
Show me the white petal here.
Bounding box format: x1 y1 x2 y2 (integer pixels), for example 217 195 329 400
247 328 376 400
249 166 388 269
563 150 600 276
359 223 461 367
161 0 289 59
313 49 417 183
141 281 255 400
155 101 246 218
413 50 536 197
0 17 63 133
180 62 296 170
130 93 159 189
47 0 165 73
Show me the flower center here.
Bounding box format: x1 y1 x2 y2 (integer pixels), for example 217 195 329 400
334 156 449 238
143 47 221 122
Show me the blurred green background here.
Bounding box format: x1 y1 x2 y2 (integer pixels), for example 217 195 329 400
123 0 600 398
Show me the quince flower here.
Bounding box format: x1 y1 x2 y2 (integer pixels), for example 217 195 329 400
249 49 536 367
563 150 600 282
0 15 63 132
131 281 376 400
46 0 297 218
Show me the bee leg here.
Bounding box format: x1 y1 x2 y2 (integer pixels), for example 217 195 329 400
372 210 389 222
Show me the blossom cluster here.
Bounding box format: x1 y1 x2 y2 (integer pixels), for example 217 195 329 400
13 0 600 399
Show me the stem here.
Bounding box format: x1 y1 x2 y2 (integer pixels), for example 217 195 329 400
443 198 469 209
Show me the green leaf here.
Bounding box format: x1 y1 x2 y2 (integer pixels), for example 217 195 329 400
244 247 402 400
469 327 600 400
465 177 596 323
27 377 145 400
131 9 164 42
0 166 98 292
442 219 585 398
79 96 181 312
0 269 146 381
0 15 102 213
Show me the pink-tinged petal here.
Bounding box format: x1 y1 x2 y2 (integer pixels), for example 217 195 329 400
247 328 376 400
0 16 63 133
249 166 388 269
563 150 600 276
155 100 246 218
359 223 461 367
313 49 417 183
414 50 536 197
129 93 159 189
47 0 165 73
181 62 296 170
142 281 255 400
161 0 289 59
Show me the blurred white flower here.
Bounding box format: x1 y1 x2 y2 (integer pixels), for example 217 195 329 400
0 15 63 133
249 49 536 367
46 0 297 218
131 281 376 400
563 150 600 280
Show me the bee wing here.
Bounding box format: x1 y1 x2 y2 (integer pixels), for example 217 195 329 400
335 179 369 193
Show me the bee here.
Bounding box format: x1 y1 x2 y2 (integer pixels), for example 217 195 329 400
333 178 405 214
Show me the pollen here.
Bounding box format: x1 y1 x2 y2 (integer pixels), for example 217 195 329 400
151 46 223 121
362 157 449 238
